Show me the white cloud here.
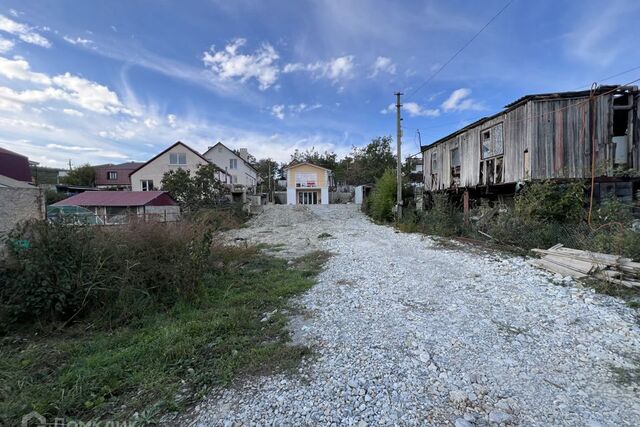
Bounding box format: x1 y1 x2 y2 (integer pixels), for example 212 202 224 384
0 56 128 115
380 102 439 117
46 143 96 151
202 38 279 90
0 56 51 84
404 102 440 117
63 108 84 117
441 88 484 112
167 114 177 128
370 56 396 77
270 103 322 120
0 36 14 53
284 55 355 82
9 10 22 18
63 36 93 46
144 117 159 128
270 104 285 120
0 14 51 48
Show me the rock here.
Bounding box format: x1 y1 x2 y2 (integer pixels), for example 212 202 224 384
489 410 513 424
455 418 474 427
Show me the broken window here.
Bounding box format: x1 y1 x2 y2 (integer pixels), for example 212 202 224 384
450 146 461 186
430 152 438 188
524 149 531 180
613 93 632 166
481 123 504 159
479 123 505 185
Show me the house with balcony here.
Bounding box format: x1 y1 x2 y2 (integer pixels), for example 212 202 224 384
129 141 229 192
285 162 332 205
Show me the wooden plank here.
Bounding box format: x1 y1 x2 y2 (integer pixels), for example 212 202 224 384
530 258 589 278
543 254 599 274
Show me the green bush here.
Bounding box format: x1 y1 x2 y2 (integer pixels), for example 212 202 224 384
415 193 467 237
515 181 585 223
367 168 397 222
0 219 213 327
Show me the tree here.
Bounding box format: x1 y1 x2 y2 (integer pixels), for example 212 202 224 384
290 147 338 170
341 136 396 185
61 164 95 186
161 164 226 212
254 158 280 194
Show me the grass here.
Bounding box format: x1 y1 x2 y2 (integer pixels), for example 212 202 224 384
0 247 329 425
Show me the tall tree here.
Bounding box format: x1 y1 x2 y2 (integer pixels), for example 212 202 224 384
290 147 338 170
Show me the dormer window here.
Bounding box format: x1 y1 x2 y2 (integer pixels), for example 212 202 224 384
169 153 187 165
107 171 118 180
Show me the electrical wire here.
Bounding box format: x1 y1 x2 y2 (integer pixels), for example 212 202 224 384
569 65 640 91
404 0 515 100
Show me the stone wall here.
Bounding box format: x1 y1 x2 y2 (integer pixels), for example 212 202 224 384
0 187 45 245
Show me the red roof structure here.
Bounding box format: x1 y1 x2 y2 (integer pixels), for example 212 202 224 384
0 147 32 182
94 162 144 186
52 191 178 207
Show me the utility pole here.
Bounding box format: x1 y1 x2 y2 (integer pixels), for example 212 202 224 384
395 92 403 220
268 159 272 203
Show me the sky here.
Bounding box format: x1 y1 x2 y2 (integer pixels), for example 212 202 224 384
0 0 639 168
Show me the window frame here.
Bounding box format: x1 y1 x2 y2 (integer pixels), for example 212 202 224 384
141 179 154 191
106 171 118 180
169 152 187 165
480 122 504 160
229 158 238 169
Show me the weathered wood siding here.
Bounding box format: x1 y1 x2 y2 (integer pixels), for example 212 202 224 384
423 93 632 191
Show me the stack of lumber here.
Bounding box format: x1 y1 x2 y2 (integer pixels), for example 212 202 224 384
531 244 640 288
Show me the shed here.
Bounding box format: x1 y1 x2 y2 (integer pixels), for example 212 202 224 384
52 191 180 224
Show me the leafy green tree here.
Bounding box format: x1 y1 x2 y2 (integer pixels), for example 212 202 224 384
341 136 396 185
290 147 338 170
161 164 226 212
61 164 95 186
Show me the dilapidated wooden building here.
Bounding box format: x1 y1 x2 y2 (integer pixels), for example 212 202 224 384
421 85 639 199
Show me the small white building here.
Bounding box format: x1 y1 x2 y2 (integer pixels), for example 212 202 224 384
130 141 228 191
203 143 258 190
285 162 332 205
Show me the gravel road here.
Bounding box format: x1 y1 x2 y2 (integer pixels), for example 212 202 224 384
190 204 640 426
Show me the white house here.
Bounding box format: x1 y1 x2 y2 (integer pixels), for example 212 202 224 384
130 141 228 191
284 162 332 205
203 142 258 190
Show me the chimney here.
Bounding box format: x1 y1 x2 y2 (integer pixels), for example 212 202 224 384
238 148 249 161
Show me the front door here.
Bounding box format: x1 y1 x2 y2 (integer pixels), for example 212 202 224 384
298 191 319 205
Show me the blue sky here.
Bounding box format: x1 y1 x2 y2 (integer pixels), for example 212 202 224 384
0 0 639 167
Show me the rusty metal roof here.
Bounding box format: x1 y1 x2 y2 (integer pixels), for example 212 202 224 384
52 191 177 207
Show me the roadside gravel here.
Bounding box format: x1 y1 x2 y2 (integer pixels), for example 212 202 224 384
190 204 640 426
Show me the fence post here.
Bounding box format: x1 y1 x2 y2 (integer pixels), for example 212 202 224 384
463 190 470 225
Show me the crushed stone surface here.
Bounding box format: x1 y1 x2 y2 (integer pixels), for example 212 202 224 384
189 204 640 426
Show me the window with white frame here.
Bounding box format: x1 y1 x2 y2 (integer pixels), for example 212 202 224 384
107 171 118 180
229 158 238 169
295 172 318 187
141 180 154 191
169 152 187 165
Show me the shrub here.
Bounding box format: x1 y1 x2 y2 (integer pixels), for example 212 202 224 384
0 219 213 326
416 193 467 237
367 168 397 222
514 181 585 223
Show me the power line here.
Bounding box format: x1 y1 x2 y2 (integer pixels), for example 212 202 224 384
569 65 640 91
405 0 515 100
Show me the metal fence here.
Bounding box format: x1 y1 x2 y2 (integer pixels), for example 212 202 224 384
48 211 181 226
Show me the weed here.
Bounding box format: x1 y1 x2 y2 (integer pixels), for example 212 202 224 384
0 248 328 425
317 232 332 239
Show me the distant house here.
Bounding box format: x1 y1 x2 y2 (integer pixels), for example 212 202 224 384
52 191 180 223
202 142 258 190
95 161 144 190
0 147 32 183
130 142 229 191
285 162 332 205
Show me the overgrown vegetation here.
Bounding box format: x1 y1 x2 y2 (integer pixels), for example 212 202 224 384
161 164 228 212
0 215 327 425
388 181 640 262
366 168 397 222
60 163 96 187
